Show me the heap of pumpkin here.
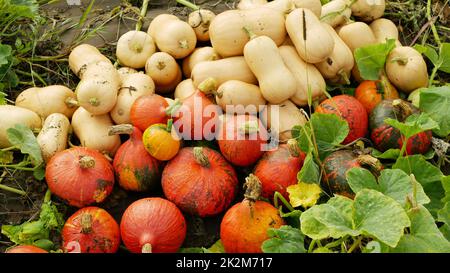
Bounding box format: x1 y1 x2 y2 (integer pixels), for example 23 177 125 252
2 0 433 253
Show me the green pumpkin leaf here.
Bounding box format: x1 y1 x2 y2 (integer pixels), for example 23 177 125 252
423 181 446 219
414 44 440 66
353 189 410 247
439 43 450 73
442 176 450 203
391 205 450 253
438 202 450 227
6 124 43 166
393 155 443 186
419 86 450 137
300 195 359 240
262 226 306 253
346 168 379 193
310 113 349 159
354 39 396 80
384 112 439 140
440 224 450 241
207 240 225 253
415 43 450 74
297 152 320 184
0 91 6 105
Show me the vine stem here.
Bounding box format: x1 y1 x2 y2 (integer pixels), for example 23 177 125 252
429 65 439 87
273 192 295 212
426 0 441 46
135 0 150 31
308 240 317 253
176 0 200 10
347 237 362 253
0 171 26 196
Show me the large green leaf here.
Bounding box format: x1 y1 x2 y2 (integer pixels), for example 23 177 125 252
393 155 443 186
262 226 306 253
384 112 439 139
391 206 450 253
300 196 358 240
353 189 410 247
438 202 450 227
310 113 349 159
354 39 396 80
423 181 446 219
346 168 378 193
6 123 43 165
297 152 320 184
419 86 450 137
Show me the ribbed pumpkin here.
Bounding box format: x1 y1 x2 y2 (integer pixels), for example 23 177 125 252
316 94 368 144
62 207 120 253
369 99 432 155
254 140 306 199
161 147 238 217
217 114 268 167
45 147 114 208
322 150 382 198
120 197 186 253
142 121 181 161
112 125 162 192
130 94 170 132
220 174 285 253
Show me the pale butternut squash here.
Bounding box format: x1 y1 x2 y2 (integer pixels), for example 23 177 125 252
370 18 402 47
0 105 42 148
182 47 221 78
216 80 266 114
37 113 71 162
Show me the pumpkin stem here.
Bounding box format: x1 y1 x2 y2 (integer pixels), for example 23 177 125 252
65 97 79 108
108 124 134 136
392 99 413 121
242 26 257 40
338 69 350 85
198 77 218 95
244 174 262 202
141 243 153 253
81 213 93 234
156 61 166 71
287 139 301 157
89 97 100 107
166 119 173 133
179 39 189 49
165 98 182 117
193 147 210 168
357 154 383 176
79 156 96 169
390 56 408 66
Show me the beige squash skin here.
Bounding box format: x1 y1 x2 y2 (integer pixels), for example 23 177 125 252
370 18 402 47
80 61 122 87
349 0 385 22
154 19 197 59
216 80 267 114
337 22 377 53
68 44 111 77
244 35 297 104
293 0 322 17
0 105 42 148
286 8 335 64
117 67 138 82
261 100 307 141
386 46 429 93
116 30 156 69
145 52 181 86
174 79 196 101
71 107 121 157
75 78 118 116
237 0 268 9
182 47 221 78
37 113 70 162
15 85 78 119
156 67 182 94
320 0 351 28
147 14 180 39
191 56 257 88
264 0 295 14
315 24 354 84
209 7 286 57
111 73 155 125
188 9 216 42
279 46 326 106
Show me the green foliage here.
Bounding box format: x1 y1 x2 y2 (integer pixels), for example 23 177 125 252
297 152 320 184
354 39 396 80
262 226 306 253
414 43 450 74
419 86 450 137
384 112 439 140
7 124 43 166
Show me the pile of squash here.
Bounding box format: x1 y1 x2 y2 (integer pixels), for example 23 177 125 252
2 0 431 254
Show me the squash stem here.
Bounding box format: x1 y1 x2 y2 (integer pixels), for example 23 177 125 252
108 124 134 136
0 184 27 196
81 213 93 234
392 99 414 121
65 97 79 108
135 0 150 31
244 174 262 202
166 119 173 133
165 98 182 117
242 26 257 40
193 147 210 168
176 0 200 10
43 189 52 203
142 243 153 253
79 156 96 169
287 139 300 157
357 155 383 177
238 121 259 135
198 77 218 95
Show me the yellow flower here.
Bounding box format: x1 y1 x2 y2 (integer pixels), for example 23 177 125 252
287 182 322 208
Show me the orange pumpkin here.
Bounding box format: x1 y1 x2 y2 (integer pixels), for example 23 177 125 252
142 120 181 161
354 77 399 114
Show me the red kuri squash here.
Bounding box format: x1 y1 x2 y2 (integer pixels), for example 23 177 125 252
161 147 238 217
112 125 162 192
5 245 48 253
62 207 121 253
45 147 114 208
130 94 170 132
254 140 306 199
220 174 285 253
120 197 186 253
217 114 268 167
